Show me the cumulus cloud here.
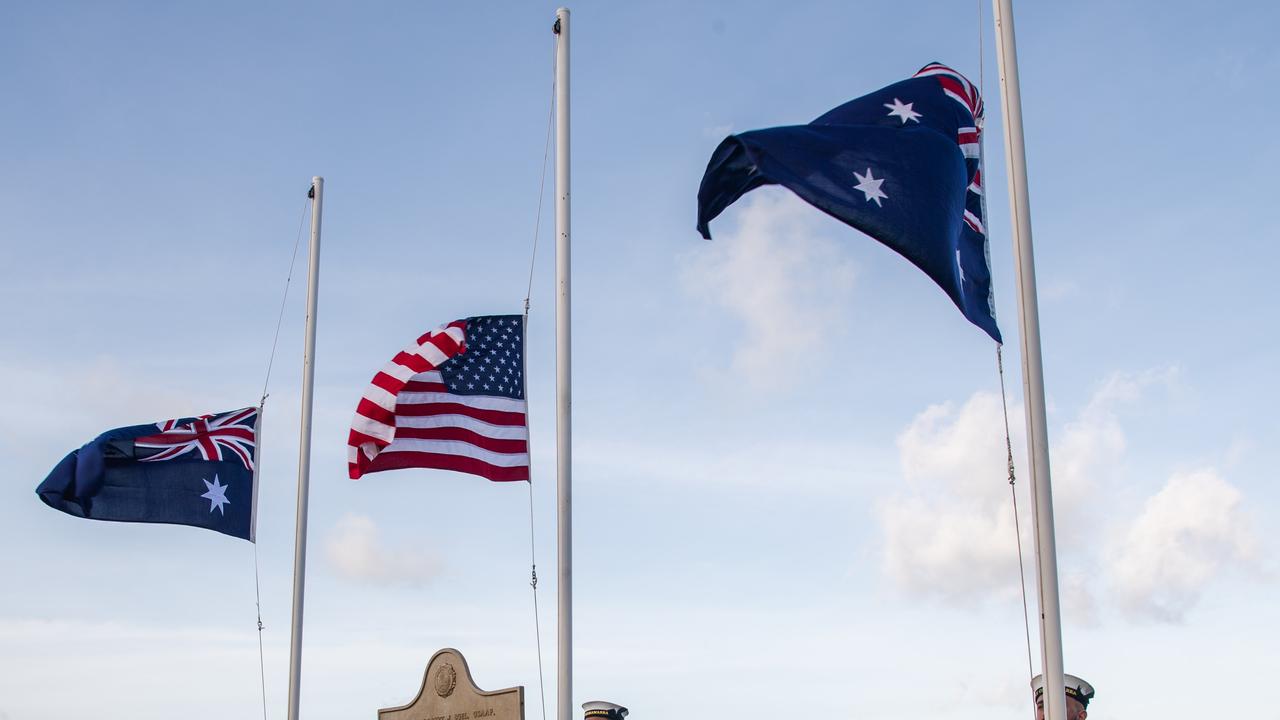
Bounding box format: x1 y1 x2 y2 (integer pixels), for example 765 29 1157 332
898 393 1014 500
1106 468 1257 622
879 392 1026 603
326 514 442 587
877 368 1181 609
683 189 856 388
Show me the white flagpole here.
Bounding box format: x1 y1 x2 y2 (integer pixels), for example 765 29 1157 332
553 10 573 720
990 4 1068 720
286 176 323 720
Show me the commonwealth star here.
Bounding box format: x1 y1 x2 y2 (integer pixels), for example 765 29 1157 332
201 475 230 515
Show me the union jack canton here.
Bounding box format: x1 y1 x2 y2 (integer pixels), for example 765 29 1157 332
136 407 258 469
36 406 262 541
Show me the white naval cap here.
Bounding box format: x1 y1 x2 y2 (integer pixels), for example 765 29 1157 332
1031 674 1095 707
582 701 628 720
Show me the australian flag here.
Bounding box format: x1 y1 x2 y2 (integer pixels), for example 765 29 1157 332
36 407 260 541
697 62 1001 342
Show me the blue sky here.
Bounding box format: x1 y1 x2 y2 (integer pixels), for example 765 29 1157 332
2 2 1277 719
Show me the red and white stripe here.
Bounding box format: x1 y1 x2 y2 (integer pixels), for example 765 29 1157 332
968 168 984 197
957 126 981 159
913 62 984 122
965 166 986 235
963 209 986 235
347 320 530 482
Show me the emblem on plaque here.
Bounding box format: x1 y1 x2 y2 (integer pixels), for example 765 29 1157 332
435 662 458 697
378 648 522 720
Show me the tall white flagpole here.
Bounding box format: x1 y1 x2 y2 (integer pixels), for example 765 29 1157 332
990 4 1068 720
286 176 323 720
553 10 573 720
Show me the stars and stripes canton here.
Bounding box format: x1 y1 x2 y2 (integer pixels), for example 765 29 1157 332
696 62 1000 342
35 406 260 542
135 407 258 470
347 315 529 482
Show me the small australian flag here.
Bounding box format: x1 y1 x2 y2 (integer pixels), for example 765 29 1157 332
36 407 260 541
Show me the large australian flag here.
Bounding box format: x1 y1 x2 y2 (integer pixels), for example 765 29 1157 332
36 407 259 541
697 62 1001 342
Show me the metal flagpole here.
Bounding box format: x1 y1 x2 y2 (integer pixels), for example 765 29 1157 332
552 10 572 720
989 4 1068 720
286 176 324 720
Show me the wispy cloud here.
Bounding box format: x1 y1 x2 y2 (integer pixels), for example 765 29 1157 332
0 356 215 442
0 618 266 719
576 433 873 496
682 190 856 389
325 513 442 587
703 122 734 139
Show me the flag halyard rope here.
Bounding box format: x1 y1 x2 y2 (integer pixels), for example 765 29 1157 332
260 195 312 407
253 538 269 720
998 345 1037 690
527 480 549 720
976 0 1036 695
525 37 557 312
248 188 312 720
521 301 548 720
519 36 556 720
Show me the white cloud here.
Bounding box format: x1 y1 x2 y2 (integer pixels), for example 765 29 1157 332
879 392 1026 604
1106 468 1257 622
877 368 1181 610
683 189 856 388
1040 364 1185 626
898 393 1013 501
957 672 1029 711
1051 367 1178 523
326 513 442 587
1060 571 1100 627
879 367 1263 625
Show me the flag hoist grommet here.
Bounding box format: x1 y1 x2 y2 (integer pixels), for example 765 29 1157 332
348 315 530 482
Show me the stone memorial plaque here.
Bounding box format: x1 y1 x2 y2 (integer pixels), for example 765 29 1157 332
379 648 524 720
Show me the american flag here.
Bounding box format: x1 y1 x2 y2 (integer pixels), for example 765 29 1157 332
347 315 529 482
